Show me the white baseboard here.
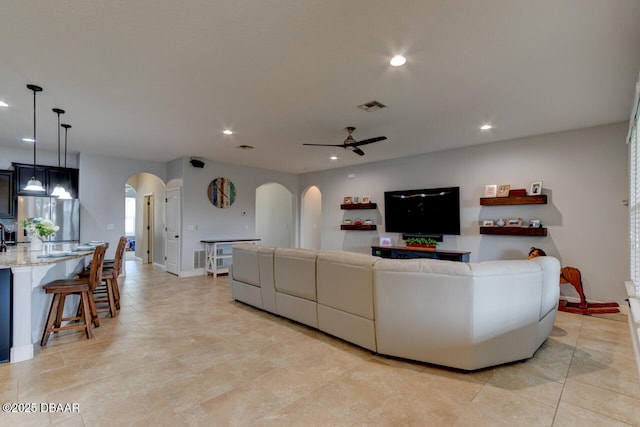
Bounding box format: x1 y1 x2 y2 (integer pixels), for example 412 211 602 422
179 268 205 278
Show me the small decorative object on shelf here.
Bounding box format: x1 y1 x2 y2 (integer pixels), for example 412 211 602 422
497 184 510 197
496 218 505 227
530 219 541 228
379 237 392 247
353 218 363 225
506 218 522 227
509 188 527 197
485 184 497 198
405 237 438 251
362 196 370 204
529 180 543 195
343 219 352 225
364 219 373 225
483 219 495 226
343 196 352 204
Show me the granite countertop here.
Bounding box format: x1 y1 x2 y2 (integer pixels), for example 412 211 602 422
0 243 95 268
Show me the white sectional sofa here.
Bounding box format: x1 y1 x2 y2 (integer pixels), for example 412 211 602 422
230 244 560 371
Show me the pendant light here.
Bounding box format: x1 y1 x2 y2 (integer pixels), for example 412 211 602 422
24 84 45 192
50 107 68 198
58 123 72 199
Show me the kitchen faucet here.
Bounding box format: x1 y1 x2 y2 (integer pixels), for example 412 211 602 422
0 223 6 252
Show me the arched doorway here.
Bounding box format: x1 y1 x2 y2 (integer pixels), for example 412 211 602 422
255 183 293 247
125 173 166 266
301 186 322 250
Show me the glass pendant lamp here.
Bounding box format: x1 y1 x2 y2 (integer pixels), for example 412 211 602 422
50 107 68 197
23 84 45 192
57 123 73 199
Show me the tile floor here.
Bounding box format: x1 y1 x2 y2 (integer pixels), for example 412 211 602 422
1 260 639 426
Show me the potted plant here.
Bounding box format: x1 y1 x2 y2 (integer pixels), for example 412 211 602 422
405 237 438 251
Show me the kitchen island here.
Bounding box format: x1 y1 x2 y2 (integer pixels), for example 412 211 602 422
0 244 95 363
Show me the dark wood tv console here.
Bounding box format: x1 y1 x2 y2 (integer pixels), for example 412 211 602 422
371 246 470 262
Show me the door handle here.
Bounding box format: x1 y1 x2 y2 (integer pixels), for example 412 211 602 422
175 235 179 238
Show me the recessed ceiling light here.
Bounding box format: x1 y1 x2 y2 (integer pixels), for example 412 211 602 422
390 55 407 67
330 155 338 160
480 124 493 130
22 138 35 142
0 101 8 107
223 129 233 135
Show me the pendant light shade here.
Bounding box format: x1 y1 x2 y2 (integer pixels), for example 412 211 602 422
24 84 45 192
57 123 73 199
50 107 67 198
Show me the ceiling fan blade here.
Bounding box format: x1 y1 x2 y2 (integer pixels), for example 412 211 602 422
352 147 365 156
351 136 387 147
302 143 347 147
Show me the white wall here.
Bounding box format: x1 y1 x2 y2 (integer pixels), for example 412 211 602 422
256 183 293 247
179 157 298 272
299 123 629 304
0 146 79 170
78 153 166 259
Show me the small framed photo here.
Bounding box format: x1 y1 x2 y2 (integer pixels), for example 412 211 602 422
379 237 392 247
343 219 352 225
484 184 497 198
343 196 353 204
353 196 360 204
497 184 511 197
483 220 495 226
529 181 543 195
362 196 371 204
506 218 522 227
530 219 541 228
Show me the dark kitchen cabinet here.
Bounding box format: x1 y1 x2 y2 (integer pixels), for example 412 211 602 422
14 163 47 195
47 167 79 198
12 163 79 198
0 170 15 218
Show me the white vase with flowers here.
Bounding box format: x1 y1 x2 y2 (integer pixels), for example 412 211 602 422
17 217 59 251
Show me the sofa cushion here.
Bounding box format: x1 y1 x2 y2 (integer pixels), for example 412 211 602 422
231 243 261 286
317 251 378 319
274 247 318 301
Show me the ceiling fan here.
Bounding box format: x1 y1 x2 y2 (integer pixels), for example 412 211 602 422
303 127 387 156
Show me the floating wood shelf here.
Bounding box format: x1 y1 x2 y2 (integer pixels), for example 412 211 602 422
340 202 377 210
341 224 377 231
480 195 547 206
480 226 547 236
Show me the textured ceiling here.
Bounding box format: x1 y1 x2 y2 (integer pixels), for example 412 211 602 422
0 1 639 173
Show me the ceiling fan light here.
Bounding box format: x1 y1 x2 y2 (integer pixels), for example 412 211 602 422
24 178 45 192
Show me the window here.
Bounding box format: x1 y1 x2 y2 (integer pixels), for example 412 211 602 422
125 196 136 236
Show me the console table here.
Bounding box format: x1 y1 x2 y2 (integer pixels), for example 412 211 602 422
201 238 260 277
371 246 470 262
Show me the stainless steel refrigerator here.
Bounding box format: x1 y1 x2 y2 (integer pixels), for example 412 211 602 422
17 196 80 242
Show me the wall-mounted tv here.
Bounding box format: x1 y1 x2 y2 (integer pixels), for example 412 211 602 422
384 186 461 236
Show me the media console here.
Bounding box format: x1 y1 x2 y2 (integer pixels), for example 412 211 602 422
371 246 470 262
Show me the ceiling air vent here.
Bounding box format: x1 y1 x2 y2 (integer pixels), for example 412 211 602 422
357 100 387 112
237 145 254 150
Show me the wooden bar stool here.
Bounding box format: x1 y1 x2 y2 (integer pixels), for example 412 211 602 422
40 245 107 346
83 237 126 316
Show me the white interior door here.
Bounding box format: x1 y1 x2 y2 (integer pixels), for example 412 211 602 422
165 187 180 275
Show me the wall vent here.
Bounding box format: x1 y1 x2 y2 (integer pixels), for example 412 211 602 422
357 100 387 112
193 250 206 269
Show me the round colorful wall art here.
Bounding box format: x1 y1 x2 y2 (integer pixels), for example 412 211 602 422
208 177 236 208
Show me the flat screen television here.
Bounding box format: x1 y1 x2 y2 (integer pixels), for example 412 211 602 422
384 186 460 235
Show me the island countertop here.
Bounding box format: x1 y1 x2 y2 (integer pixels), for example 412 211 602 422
0 244 95 269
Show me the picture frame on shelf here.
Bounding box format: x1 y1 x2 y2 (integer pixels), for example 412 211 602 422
484 184 497 198
379 237 392 247
529 181 543 195
497 184 511 197
506 218 522 227
530 219 541 228
483 220 495 226
362 196 370 204
353 196 360 203
343 196 352 204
